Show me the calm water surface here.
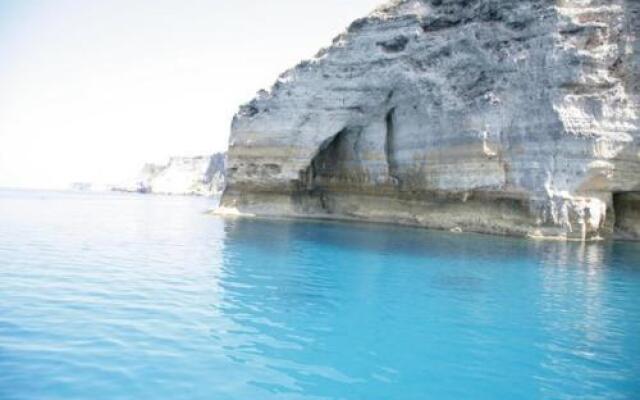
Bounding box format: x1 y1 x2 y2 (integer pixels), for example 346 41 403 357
0 189 639 399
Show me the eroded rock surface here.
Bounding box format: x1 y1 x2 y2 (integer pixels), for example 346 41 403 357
220 0 640 241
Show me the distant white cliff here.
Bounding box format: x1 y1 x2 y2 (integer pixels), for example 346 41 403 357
113 153 226 197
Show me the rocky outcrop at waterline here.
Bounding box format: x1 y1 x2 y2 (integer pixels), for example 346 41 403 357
114 153 226 197
218 0 640 241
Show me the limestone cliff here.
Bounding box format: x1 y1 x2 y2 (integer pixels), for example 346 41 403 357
116 153 226 196
220 0 640 241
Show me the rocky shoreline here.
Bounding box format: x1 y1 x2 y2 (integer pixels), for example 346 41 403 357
218 0 639 241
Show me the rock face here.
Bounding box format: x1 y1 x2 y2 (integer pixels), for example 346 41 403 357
117 154 226 196
220 0 640 241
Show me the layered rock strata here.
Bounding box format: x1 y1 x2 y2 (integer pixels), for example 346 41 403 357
220 0 639 241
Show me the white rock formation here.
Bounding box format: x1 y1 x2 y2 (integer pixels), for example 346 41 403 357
69 182 93 192
116 154 226 196
220 0 639 241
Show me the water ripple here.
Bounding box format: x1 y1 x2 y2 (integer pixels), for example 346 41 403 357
0 190 639 399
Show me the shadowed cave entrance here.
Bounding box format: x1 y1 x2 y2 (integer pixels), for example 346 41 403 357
301 126 365 192
385 108 400 184
613 192 640 239
301 108 399 194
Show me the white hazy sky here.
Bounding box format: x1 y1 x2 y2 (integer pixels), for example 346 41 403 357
0 0 381 189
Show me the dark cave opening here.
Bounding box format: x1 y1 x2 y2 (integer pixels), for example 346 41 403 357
300 126 363 192
613 192 640 239
385 108 400 184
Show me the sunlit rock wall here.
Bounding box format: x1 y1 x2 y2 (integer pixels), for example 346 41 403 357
117 153 226 197
221 0 639 241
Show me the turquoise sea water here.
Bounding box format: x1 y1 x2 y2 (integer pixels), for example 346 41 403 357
0 189 639 399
